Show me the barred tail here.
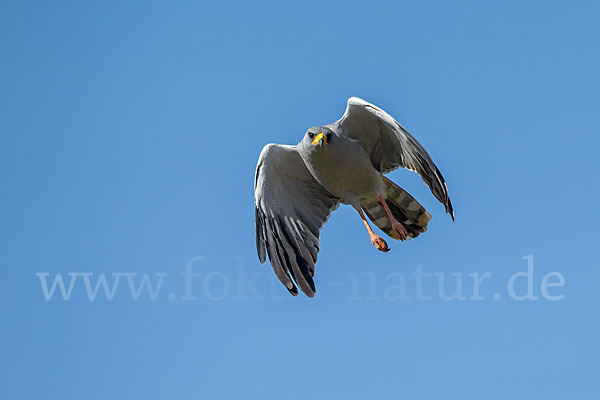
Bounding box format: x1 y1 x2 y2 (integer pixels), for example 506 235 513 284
360 176 432 240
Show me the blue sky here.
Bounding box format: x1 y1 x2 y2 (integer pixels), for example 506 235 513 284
1 1 599 399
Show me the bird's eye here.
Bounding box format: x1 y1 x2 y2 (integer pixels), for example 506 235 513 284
309 132 314 139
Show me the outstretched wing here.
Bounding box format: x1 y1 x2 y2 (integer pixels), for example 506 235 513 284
254 144 339 297
334 97 454 219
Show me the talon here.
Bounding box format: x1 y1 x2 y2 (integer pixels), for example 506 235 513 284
371 235 390 252
358 207 390 253
379 195 408 241
392 221 408 240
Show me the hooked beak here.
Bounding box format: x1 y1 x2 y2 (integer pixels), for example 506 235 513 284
312 133 327 148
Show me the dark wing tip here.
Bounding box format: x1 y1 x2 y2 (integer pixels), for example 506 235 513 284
287 286 314 298
299 285 315 298
254 207 267 263
287 286 299 296
446 197 455 221
436 171 454 221
299 279 316 298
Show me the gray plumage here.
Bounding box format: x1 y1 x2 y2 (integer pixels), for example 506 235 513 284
254 97 454 297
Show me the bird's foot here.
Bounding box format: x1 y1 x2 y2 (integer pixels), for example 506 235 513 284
370 234 390 252
392 220 408 240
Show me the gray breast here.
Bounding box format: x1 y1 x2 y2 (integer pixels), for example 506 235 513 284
301 136 383 205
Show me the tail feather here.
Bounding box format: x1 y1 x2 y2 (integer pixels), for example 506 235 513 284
361 176 431 240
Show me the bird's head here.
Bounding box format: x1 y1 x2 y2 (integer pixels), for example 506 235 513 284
301 127 333 151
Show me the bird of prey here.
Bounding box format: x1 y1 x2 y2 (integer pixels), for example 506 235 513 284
254 97 454 297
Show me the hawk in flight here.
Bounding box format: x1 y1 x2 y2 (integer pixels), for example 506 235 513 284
254 97 454 297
